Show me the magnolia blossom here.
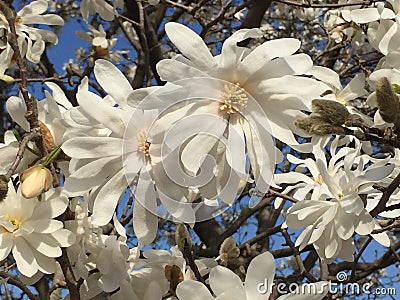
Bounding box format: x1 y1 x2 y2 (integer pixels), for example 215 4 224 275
283 143 392 262
81 0 123 22
147 22 331 201
0 0 64 75
76 24 127 63
0 184 75 277
176 251 328 300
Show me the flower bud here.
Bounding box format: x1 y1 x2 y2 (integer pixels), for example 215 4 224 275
20 165 52 198
0 175 8 202
175 223 192 253
311 99 349 125
376 77 400 125
219 236 240 266
38 120 56 152
295 116 346 136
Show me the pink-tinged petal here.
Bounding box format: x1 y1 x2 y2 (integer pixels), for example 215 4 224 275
210 266 245 297
176 280 214 300
13 237 38 277
133 172 158 246
91 169 127 226
94 59 132 107
245 251 275 300
165 22 216 70
62 137 123 159
6 96 30 131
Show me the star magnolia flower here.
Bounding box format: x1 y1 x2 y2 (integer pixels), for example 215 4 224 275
283 143 392 262
176 251 329 300
0 184 75 277
138 23 330 201
0 0 64 75
156 22 330 148
76 24 127 63
62 59 191 246
81 0 124 22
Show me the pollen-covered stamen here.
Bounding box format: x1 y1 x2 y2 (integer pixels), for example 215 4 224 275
15 16 22 26
137 131 151 157
9 219 21 232
316 174 323 185
219 83 248 114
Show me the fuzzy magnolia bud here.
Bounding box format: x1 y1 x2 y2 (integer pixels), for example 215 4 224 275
311 99 349 125
376 77 400 125
165 265 184 294
175 223 192 253
219 236 240 266
295 116 346 136
20 165 52 198
0 175 8 202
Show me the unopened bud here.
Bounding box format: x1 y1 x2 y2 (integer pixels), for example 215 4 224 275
376 77 400 125
38 120 56 152
0 75 14 84
0 175 8 202
311 99 349 125
20 165 52 198
295 116 346 136
175 224 192 253
219 236 240 266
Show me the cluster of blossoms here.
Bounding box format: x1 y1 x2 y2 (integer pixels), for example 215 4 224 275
0 0 399 299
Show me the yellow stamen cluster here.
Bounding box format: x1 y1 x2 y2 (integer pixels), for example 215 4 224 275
137 131 151 157
219 83 248 114
316 174 323 185
9 219 21 232
15 16 22 26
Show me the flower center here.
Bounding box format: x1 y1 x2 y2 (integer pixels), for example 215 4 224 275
9 219 21 232
137 131 151 157
15 16 22 26
316 174 323 185
219 83 248 114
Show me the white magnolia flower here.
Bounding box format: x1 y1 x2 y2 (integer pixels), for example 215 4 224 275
0 184 75 277
176 251 329 300
156 22 330 147
283 143 392 262
80 0 123 22
0 0 64 75
144 22 331 203
76 24 127 63
340 0 397 24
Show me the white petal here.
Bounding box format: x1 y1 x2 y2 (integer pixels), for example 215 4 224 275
6 96 30 131
91 169 127 226
62 137 122 159
94 59 132 107
176 280 214 300
210 266 244 297
165 22 216 70
245 251 275 300
13 237 38 277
